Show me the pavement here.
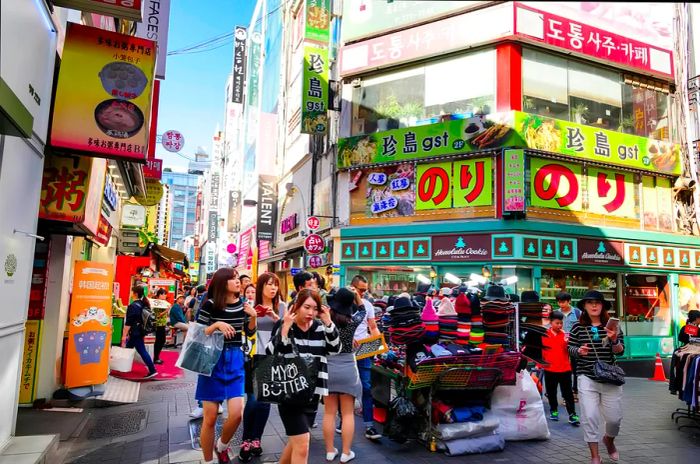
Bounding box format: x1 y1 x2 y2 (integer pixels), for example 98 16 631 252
14 349 700 464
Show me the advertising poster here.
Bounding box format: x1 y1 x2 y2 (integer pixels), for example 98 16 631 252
357 163 416 218
19 320 42 404
586 167 636 218
301 45 329 134
337 111 681 176
416 158 493 210
503 149 526 213
50 23 156 161
642 176 659 229
65 261 114 389
147 278 176 304
657 177 674 232
305 0 331 43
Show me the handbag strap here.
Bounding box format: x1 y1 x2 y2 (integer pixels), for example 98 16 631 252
584 328 602 362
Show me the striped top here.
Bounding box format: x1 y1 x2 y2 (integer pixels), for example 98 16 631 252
197 299 255 347
266 319 341 397
568 323 625 379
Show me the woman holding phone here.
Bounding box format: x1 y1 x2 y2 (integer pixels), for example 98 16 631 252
196 268 258 464
239 273 286 462
568 290 625 464
266 288 341 464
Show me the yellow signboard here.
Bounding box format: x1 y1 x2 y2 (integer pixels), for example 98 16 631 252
19 320 43 404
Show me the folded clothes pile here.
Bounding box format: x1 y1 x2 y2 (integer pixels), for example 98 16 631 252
421 298 439 341
438 315 458 341
481 295 514 349
387 296 424 345
455 293 471 346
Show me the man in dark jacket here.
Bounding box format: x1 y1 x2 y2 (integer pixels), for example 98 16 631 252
125 285 157 379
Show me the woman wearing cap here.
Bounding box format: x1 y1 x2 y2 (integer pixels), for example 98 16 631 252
567 290 625 464
679 309 700 345
322 287 365 463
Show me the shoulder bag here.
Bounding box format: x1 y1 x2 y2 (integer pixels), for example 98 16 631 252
586 328 625 386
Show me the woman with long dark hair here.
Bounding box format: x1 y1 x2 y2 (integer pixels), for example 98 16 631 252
266 288 341 464
125 285 157 379
239 272 286 462
196 268 257 464
568 290 625 464
152 288 170 364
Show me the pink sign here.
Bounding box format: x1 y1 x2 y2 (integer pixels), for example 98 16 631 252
143 158 162 180
259 240 271 261
237 227 254 268
306 216 320 231
226 243 237 254
161 130 184 153
280 213 299 234
308 255 323 269
304 233 325 255
514 3 673 78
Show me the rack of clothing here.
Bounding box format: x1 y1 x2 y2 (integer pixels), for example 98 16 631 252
669 338 700 431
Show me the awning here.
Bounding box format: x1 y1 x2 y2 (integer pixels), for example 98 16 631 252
147 243 189 268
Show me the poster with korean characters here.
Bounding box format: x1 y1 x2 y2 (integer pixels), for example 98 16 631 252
50 23 156 161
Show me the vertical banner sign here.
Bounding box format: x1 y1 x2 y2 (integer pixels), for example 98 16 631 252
247 32 262 110
301 45 329 134
503 149 526 213
65 261 114 389
209 173 220 209
227 190 241 233
530 157 583 211
232 27 247 103
586 167 636 218
642 176 658 229
136 0 171 79
657 177 674 232
143 157 163 179
305 0 331 43
208 211 218 242
257 175 278 242
19 320 43 404
50 23 156 161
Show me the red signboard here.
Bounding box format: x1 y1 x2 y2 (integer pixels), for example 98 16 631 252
143 157 163 179
304 233 325 255
514 3 673 78
92 213 114 247
307 216 320 230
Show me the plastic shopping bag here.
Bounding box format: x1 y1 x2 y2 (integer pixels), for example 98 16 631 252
175 322 224 376
109 346 135 372
491 369 550 441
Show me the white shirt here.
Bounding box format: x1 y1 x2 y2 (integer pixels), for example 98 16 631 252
354 299 375 341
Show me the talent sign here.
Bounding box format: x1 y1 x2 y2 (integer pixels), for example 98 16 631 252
514 4 673 78
52 1 143 21
50 23 155 161
19 320 42 404
305 0 331 43
307 216 320 230
503 149 526 213
161 129 184 152
337 111 681 176
257 175 278 242
232 27 247 104
530 158 583 211
136 0 171 79
416 157 493 210
65 261 114 388
301 45 329 134
304 233 325 255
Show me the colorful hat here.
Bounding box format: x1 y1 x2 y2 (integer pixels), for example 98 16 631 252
455 293 472 316
421 298 438 322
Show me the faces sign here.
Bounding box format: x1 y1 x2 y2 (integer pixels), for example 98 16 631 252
50 23 155 161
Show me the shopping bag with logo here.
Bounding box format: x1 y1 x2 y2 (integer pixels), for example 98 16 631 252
253 335 319 405
491 369 550 440
175 322 224 376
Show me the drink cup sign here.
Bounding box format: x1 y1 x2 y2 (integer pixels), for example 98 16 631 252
304 233 325 255
307 216 320 230
161 130 184 153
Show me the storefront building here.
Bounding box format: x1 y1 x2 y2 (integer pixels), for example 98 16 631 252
335 2 691 361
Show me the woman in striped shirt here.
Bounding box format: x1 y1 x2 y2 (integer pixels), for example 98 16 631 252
568 290 624 464
266 288 341 464
196 268 257 464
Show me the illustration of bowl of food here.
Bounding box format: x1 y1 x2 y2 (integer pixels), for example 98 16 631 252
98 62 148 99
94 99 144 138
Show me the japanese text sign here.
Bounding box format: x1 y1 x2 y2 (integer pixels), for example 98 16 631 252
304 233 325 255
19 320 42 404
307 216 320 230
302 45 329 134
586 167 636 218
65 261 114 388
232 27 247 103
514 4 673 78
503 149 525 213
530 158 583 211
416 158 493 211
363 164 416 218
305 0 331 43
50 23 155 161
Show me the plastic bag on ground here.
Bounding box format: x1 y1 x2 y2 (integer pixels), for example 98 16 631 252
490 369 550 440
175 322 224 376
435 412 500 441
109 346 135 372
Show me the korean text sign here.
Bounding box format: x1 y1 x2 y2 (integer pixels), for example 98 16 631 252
302 45 329 134
65 261 114 388
50 23 156 161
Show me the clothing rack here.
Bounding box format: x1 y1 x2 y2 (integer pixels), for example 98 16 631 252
670 339 700 431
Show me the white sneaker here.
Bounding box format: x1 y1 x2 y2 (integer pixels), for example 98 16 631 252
326 447 338 461
218 404 224 414
340 451 355 463
189 406 203 419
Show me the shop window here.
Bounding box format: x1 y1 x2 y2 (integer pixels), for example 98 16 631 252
621 82 670 141
522 49 569 120
540 269 618 315
351 49 495 136
346 266 432 298
623 274 671 337
568 60 621 129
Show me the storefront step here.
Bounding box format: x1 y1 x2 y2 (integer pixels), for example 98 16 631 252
618 358 671 378
0 434 58 464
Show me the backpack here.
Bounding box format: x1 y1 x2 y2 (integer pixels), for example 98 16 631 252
138 300 156 334
574 308 582 319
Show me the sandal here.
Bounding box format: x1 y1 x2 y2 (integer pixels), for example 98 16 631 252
603 436 619 462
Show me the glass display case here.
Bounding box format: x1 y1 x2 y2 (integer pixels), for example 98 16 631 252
623 274 671 336
540 269 618 315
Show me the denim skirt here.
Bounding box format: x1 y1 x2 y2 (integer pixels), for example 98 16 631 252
195 345 245 402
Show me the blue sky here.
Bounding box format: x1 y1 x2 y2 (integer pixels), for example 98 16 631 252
155 0 256 170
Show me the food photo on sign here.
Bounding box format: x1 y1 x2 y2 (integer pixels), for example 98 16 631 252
350 163 416 218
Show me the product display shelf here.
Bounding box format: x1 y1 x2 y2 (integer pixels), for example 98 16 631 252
540 287 616 313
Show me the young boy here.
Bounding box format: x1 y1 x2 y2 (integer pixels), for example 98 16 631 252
556 291 580 398
542 311 580 426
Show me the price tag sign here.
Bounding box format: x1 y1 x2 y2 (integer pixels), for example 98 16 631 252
307 216 320 230
304 233 325 255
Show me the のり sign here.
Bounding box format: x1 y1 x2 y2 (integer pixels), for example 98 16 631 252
65 261 114 388
50 23 155 161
